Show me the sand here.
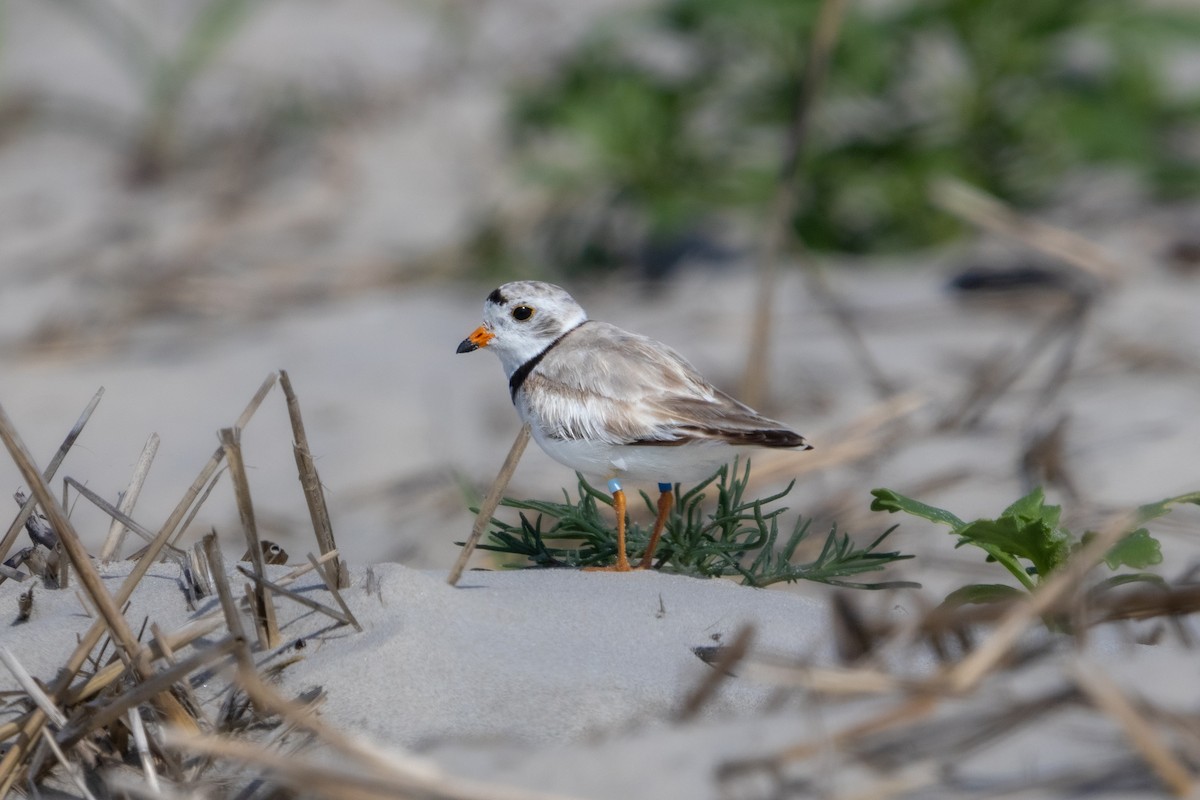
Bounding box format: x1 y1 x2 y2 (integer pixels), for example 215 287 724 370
1 0 1200 796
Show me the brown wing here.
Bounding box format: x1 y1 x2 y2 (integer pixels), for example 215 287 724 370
520 322 809 449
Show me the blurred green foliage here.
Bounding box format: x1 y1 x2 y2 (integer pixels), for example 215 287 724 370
508 0 1200 269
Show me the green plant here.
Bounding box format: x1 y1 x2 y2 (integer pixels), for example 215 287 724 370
472 461 917 589
507 0 1200 270
870 487 1199 606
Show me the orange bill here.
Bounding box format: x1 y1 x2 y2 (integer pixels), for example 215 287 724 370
456 325 494 353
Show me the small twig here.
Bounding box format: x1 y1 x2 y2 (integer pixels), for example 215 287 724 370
63 615 225 705
237 563 354 627
38 727 98 800
280 369 346 588
57 637 240 749
221 427 280 649
305 553 361 632
202 532 258 686
64 477 188 562
127 707 162 794
166 465 226 549
448 422 532 586
101 432 160 562
150 621 211 728
0 647 68 729
0 562 26 582
275 549 340 589
0 387 104 569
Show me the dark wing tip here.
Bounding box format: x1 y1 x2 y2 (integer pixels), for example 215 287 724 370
667 426 812 449
758 429 811 449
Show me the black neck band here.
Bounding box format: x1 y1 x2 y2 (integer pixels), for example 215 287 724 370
509 321 589 404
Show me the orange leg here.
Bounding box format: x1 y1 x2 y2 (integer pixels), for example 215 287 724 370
612 488 631 571
584 484 631 571
638 483 673 569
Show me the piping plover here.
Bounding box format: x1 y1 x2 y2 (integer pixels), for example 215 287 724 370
457 280 812 571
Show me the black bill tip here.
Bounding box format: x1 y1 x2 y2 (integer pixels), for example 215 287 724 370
456 338 479 354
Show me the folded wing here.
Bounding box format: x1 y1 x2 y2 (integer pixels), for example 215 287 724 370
519 322 809 449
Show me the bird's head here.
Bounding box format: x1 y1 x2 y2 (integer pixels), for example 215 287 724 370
456 281 588 377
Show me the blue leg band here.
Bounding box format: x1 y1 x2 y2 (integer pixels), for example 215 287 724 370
658 482 672 493
608 478 622 494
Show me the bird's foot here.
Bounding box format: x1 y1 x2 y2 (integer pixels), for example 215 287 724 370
582 561 653 573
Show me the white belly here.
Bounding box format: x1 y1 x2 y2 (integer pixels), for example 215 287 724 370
529 425 741 484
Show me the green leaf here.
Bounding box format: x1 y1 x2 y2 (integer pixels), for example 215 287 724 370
955 515 1071 578
1001 488 1061 529
1134 491 1200 525
940 583 1026 609
1082 528 1164 570
869 489 967 530
1089 572 1170 595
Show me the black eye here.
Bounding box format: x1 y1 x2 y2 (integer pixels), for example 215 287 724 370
512 305 534 321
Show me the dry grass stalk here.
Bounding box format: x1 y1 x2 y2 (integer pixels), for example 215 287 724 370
750 391 926 485
0 387 104 570
220 426 281 649
65 477 188 562
304 553 362 631
742 0 857 408
64 615 226 707
725 694 940 778
203 532 259 685
742 661 908 696
1 378 277 794
448 422 532 586
677 624 755 721
57 637 240 749
941 294 1092 430
150 621 212 729
165 464 226 549
1 561 26 581
237 563 355 628
126 706 162 794
0 647 68 729
280 369 348 588
0 400 199 729
37 725 99 800
912 581 1200 639
161 724 582 800
101 432 161 562
275 548 340 589
930 177 1123 283
1071 661 1194 796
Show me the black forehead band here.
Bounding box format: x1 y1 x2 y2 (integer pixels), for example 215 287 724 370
486 288 508 305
